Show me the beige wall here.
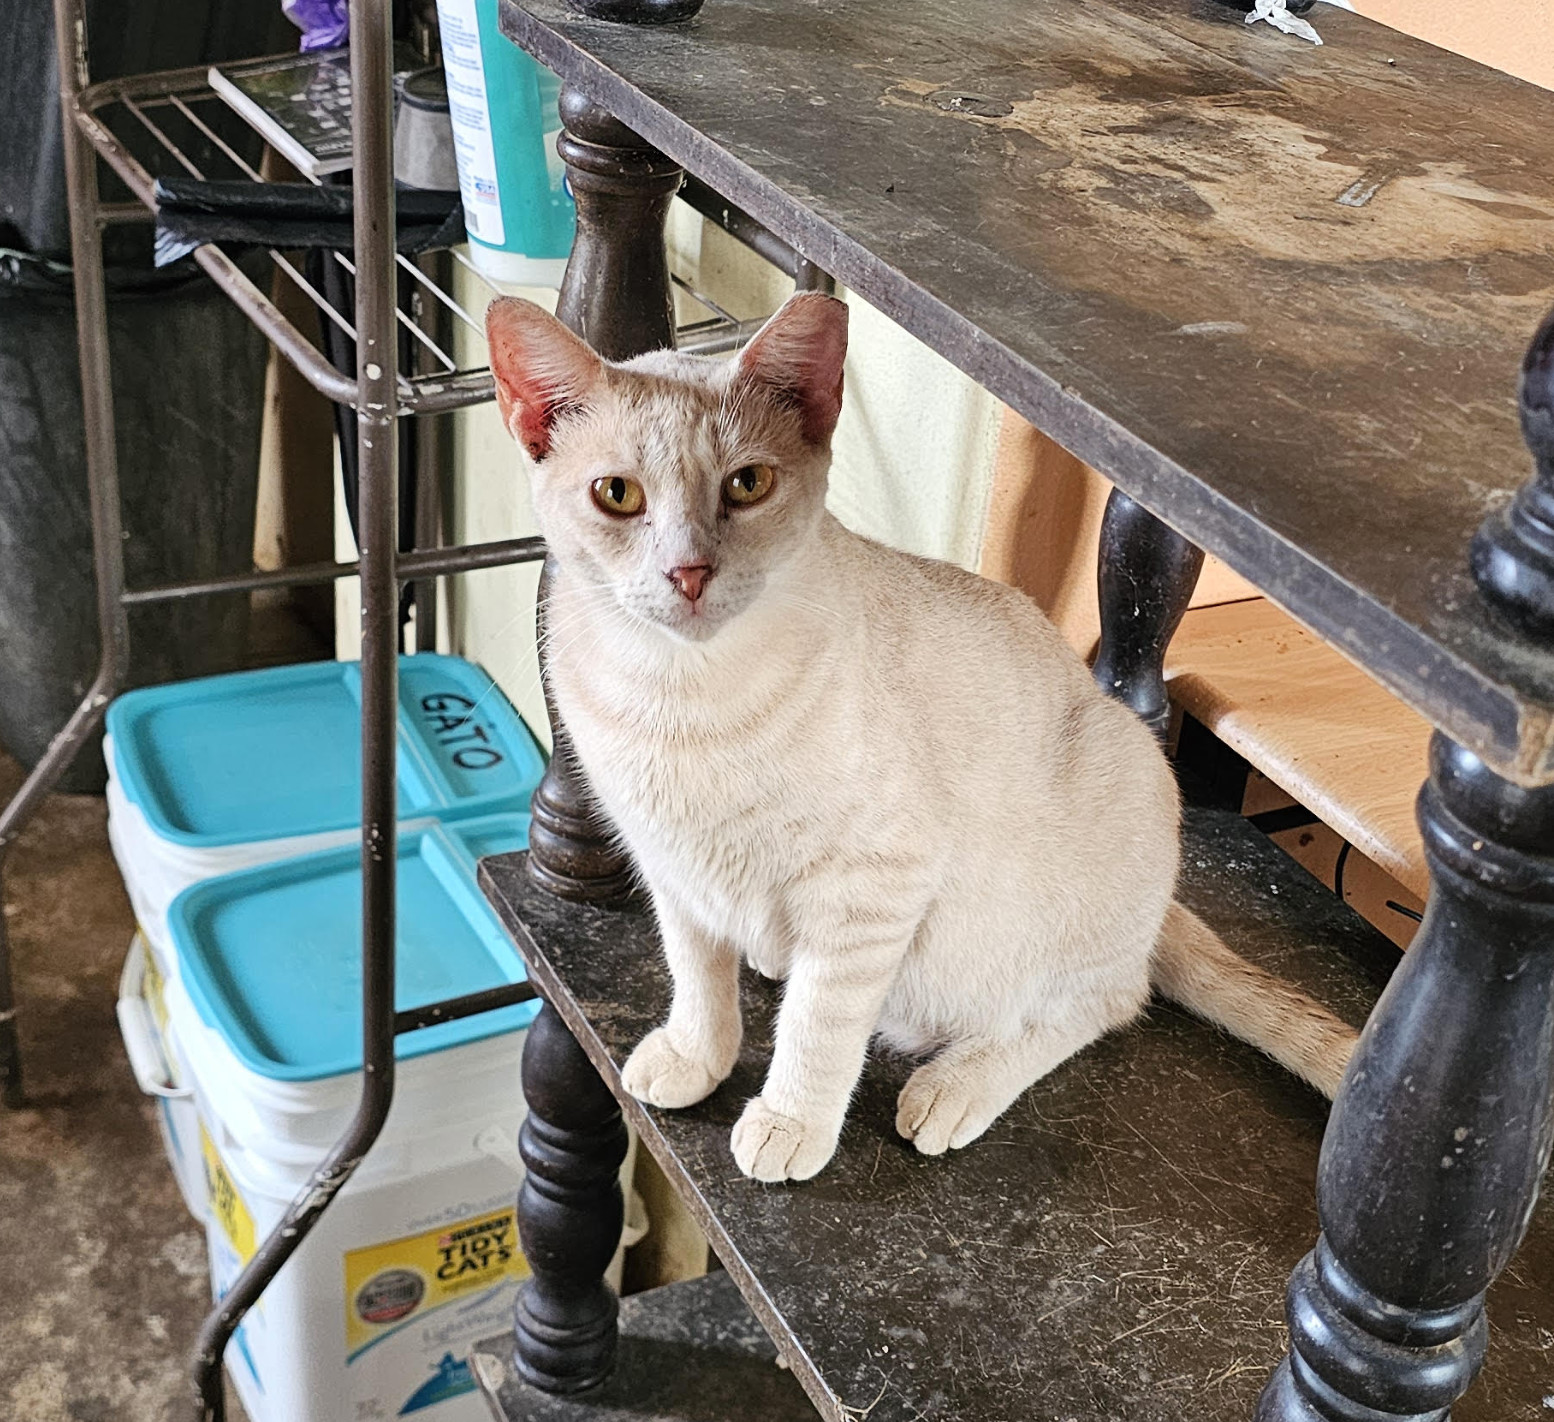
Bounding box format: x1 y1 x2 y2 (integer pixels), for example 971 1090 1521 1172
441 271 555 746
1352 1 1554 89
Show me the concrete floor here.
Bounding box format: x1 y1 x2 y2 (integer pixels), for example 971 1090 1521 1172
0 593 327 1420
0 750 217 1422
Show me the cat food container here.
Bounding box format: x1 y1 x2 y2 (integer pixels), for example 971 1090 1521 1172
105 653 545 956
158 814 640 1422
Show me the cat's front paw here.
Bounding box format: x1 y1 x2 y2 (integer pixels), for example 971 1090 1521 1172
730 1097 839 1182
621 1029 726 1109
896 1059 1003 1156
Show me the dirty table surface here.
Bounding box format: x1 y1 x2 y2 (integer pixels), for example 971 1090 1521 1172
481 806 1554 1422
501 0 1554 783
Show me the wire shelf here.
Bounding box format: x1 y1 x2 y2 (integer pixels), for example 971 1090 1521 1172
73 59 768 417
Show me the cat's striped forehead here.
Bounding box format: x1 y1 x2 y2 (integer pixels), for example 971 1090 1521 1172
581 355 799 484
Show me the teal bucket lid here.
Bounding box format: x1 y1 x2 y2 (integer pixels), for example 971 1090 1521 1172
106 655 545 849
166 815 540 1081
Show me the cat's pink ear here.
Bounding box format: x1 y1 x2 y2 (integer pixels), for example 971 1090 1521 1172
734 293 849 446
486 298 604 462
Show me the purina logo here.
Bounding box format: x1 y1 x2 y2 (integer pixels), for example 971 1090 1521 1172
344 1205 528 1360
355 1268 425 1326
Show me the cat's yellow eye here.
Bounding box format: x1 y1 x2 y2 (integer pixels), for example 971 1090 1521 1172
591 475 645 517
724 463 774 507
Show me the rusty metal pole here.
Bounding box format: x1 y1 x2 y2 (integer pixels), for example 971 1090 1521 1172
191 1 401 1414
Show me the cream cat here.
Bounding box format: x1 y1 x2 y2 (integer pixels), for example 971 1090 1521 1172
487 292 1357 1184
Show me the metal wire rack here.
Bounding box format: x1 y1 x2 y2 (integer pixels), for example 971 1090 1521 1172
0 5 832 1419
74 62 773 417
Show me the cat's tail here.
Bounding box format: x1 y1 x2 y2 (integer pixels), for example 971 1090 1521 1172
1150 901 1358 1099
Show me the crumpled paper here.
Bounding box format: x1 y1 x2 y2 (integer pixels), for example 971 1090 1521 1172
1246 0 1323 45
282 0 349 52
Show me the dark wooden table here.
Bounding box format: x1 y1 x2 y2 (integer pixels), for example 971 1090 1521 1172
501 0 1554 785
476 4 1554 1421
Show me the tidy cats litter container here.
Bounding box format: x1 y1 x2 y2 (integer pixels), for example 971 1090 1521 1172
105 653 545 950
161 814 641 1422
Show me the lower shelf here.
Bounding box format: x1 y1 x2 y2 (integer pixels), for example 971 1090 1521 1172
479 806 1554 1422
471 1272 816 1422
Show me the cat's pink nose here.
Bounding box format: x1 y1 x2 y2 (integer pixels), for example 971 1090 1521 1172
667 563 714 604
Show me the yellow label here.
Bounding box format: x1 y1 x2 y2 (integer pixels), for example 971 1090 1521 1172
140 938 170 1035
344 1207 529 1357
201 1123 257 1264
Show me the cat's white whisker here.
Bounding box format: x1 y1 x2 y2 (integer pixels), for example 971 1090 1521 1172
772 592 846 627
506 616 617 712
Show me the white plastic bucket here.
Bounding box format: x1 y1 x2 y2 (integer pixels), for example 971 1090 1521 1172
164 968 643 1422
116 933 208 1222
107 759 368 952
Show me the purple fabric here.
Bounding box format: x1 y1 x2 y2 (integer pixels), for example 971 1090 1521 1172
282 0 349 51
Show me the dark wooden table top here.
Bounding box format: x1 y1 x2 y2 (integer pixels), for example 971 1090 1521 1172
481 808 1554 1422
500 0 1554 784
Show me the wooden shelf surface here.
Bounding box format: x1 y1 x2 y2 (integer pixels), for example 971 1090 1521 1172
483 808 1554 1422
1167 598 1432 901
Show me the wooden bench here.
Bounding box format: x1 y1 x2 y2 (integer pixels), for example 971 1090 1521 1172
474 2 1554 1419
1168 599 1431 904
1167 598 1432 943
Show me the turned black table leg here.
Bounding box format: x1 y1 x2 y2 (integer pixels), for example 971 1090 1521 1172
513 1000 631 1393
1255 734 1554 1422
1092 488 1205 740
526 557 637 903
524 89 682 902
552 88 681 362
1472 305 1554 638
